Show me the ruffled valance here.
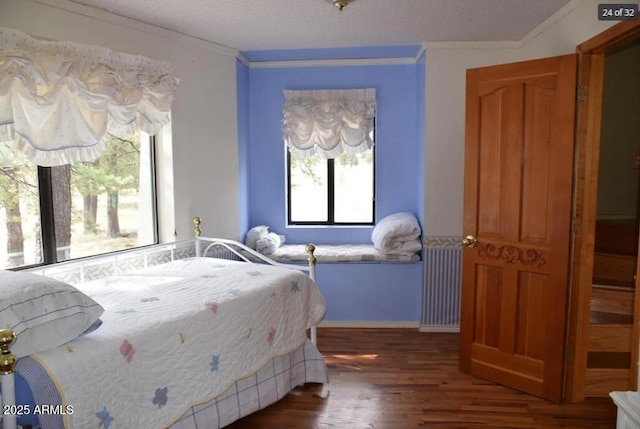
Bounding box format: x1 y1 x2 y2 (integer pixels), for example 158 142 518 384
283 88 376 159
0 27 179 166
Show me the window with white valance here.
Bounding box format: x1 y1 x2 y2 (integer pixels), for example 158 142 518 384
0 27 179 167
284 88 376 225
282 88 376 159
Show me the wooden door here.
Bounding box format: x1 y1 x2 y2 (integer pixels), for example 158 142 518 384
459 54 577 402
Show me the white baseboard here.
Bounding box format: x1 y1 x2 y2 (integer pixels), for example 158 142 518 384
318 320 420 329
419 325 460 333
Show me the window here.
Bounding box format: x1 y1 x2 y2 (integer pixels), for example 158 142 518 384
0 133 157 269
287 148 375 225
283 88 376 225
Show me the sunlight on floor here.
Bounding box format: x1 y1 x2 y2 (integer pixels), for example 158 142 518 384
330 354 378 361
323 353 379 371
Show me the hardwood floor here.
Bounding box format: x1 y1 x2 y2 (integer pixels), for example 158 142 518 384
227 328 618 429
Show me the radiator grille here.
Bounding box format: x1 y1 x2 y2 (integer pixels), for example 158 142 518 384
422 243 462 328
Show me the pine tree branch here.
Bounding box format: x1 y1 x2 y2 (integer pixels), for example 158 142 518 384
0 168 37 190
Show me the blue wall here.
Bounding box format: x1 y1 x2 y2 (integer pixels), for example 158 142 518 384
246 63 422 244
238 48 425 322
320 263 423 321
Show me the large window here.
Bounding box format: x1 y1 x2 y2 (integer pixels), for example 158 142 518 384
287 148 375 225
0 134 157 269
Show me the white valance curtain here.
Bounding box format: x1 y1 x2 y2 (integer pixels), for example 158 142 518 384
0 27 179 167
283 88 376 159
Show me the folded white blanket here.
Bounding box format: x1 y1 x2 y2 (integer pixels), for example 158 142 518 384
383 238 423 255
371 212 422 253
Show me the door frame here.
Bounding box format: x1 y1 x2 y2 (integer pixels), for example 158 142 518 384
564 20 640 402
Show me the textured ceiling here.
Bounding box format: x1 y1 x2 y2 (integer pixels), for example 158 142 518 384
68 0 574 51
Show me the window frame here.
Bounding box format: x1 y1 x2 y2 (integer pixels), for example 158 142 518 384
13 135 159 270
286 145 376 226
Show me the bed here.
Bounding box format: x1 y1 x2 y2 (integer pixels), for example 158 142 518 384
0 231 327 429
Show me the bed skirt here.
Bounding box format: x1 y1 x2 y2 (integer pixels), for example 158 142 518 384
16 339 328 429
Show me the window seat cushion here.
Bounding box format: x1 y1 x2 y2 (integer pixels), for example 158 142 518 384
264 244 421 264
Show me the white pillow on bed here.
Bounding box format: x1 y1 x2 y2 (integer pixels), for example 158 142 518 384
0 270 105 357
245 225 269 249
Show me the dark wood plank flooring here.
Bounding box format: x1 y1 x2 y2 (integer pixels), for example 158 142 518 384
227 328 617 429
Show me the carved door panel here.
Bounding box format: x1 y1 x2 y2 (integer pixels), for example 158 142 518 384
459 54 577 402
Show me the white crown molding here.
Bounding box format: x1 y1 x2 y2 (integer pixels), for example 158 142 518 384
30 0 239 56
244 40 518 67
414 44 426 62
520 0 586 46
236 52 251 68
249 56 419 69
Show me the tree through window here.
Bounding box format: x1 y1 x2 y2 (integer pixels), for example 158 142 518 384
0 133 157 269
287 149 375 225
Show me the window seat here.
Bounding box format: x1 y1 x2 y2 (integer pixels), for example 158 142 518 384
264 244 421 264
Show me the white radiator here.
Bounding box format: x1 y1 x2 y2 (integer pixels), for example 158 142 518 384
421 237 462 330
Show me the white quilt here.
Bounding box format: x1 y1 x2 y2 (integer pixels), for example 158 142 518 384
30 257 326 429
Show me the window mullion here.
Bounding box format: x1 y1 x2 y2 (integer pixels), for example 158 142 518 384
149 136 160 244
286 151 293 224
37 166 57 264
327 159 335 224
